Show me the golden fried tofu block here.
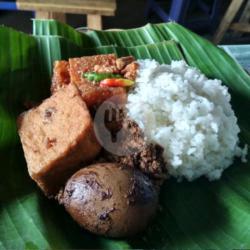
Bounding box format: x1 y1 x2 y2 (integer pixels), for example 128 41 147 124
51 60 70 92
77 84 127 109
51 54 127 109
68 54 117 84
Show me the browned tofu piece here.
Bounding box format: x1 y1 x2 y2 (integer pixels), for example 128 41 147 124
77 84 127 108
51 54 127 109
51 60 70 92
68 54 117 84
18 84 101 196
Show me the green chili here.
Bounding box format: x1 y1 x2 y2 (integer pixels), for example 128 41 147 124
82 72 122 82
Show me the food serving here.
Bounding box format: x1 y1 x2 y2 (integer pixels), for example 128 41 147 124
17 53 247 237
127 59 248 180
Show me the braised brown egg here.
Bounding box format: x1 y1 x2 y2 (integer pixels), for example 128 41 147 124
60 163 159 237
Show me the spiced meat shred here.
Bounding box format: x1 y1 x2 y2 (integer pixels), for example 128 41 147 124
105 116 167 181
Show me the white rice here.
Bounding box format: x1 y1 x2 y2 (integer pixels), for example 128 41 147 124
127 59 247 181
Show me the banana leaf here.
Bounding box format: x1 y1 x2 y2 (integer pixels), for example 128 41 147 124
33 20 250 101
32 19 170 47
0 20 250 250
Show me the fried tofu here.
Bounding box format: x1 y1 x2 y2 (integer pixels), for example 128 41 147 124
68 54 117 84
18 84 101 196
51 54 127 109
51 60 70 92
77 84 127 108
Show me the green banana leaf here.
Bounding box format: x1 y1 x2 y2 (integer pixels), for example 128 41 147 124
0 20 250 250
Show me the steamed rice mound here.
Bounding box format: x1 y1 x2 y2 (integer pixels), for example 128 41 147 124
127 60 247 181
